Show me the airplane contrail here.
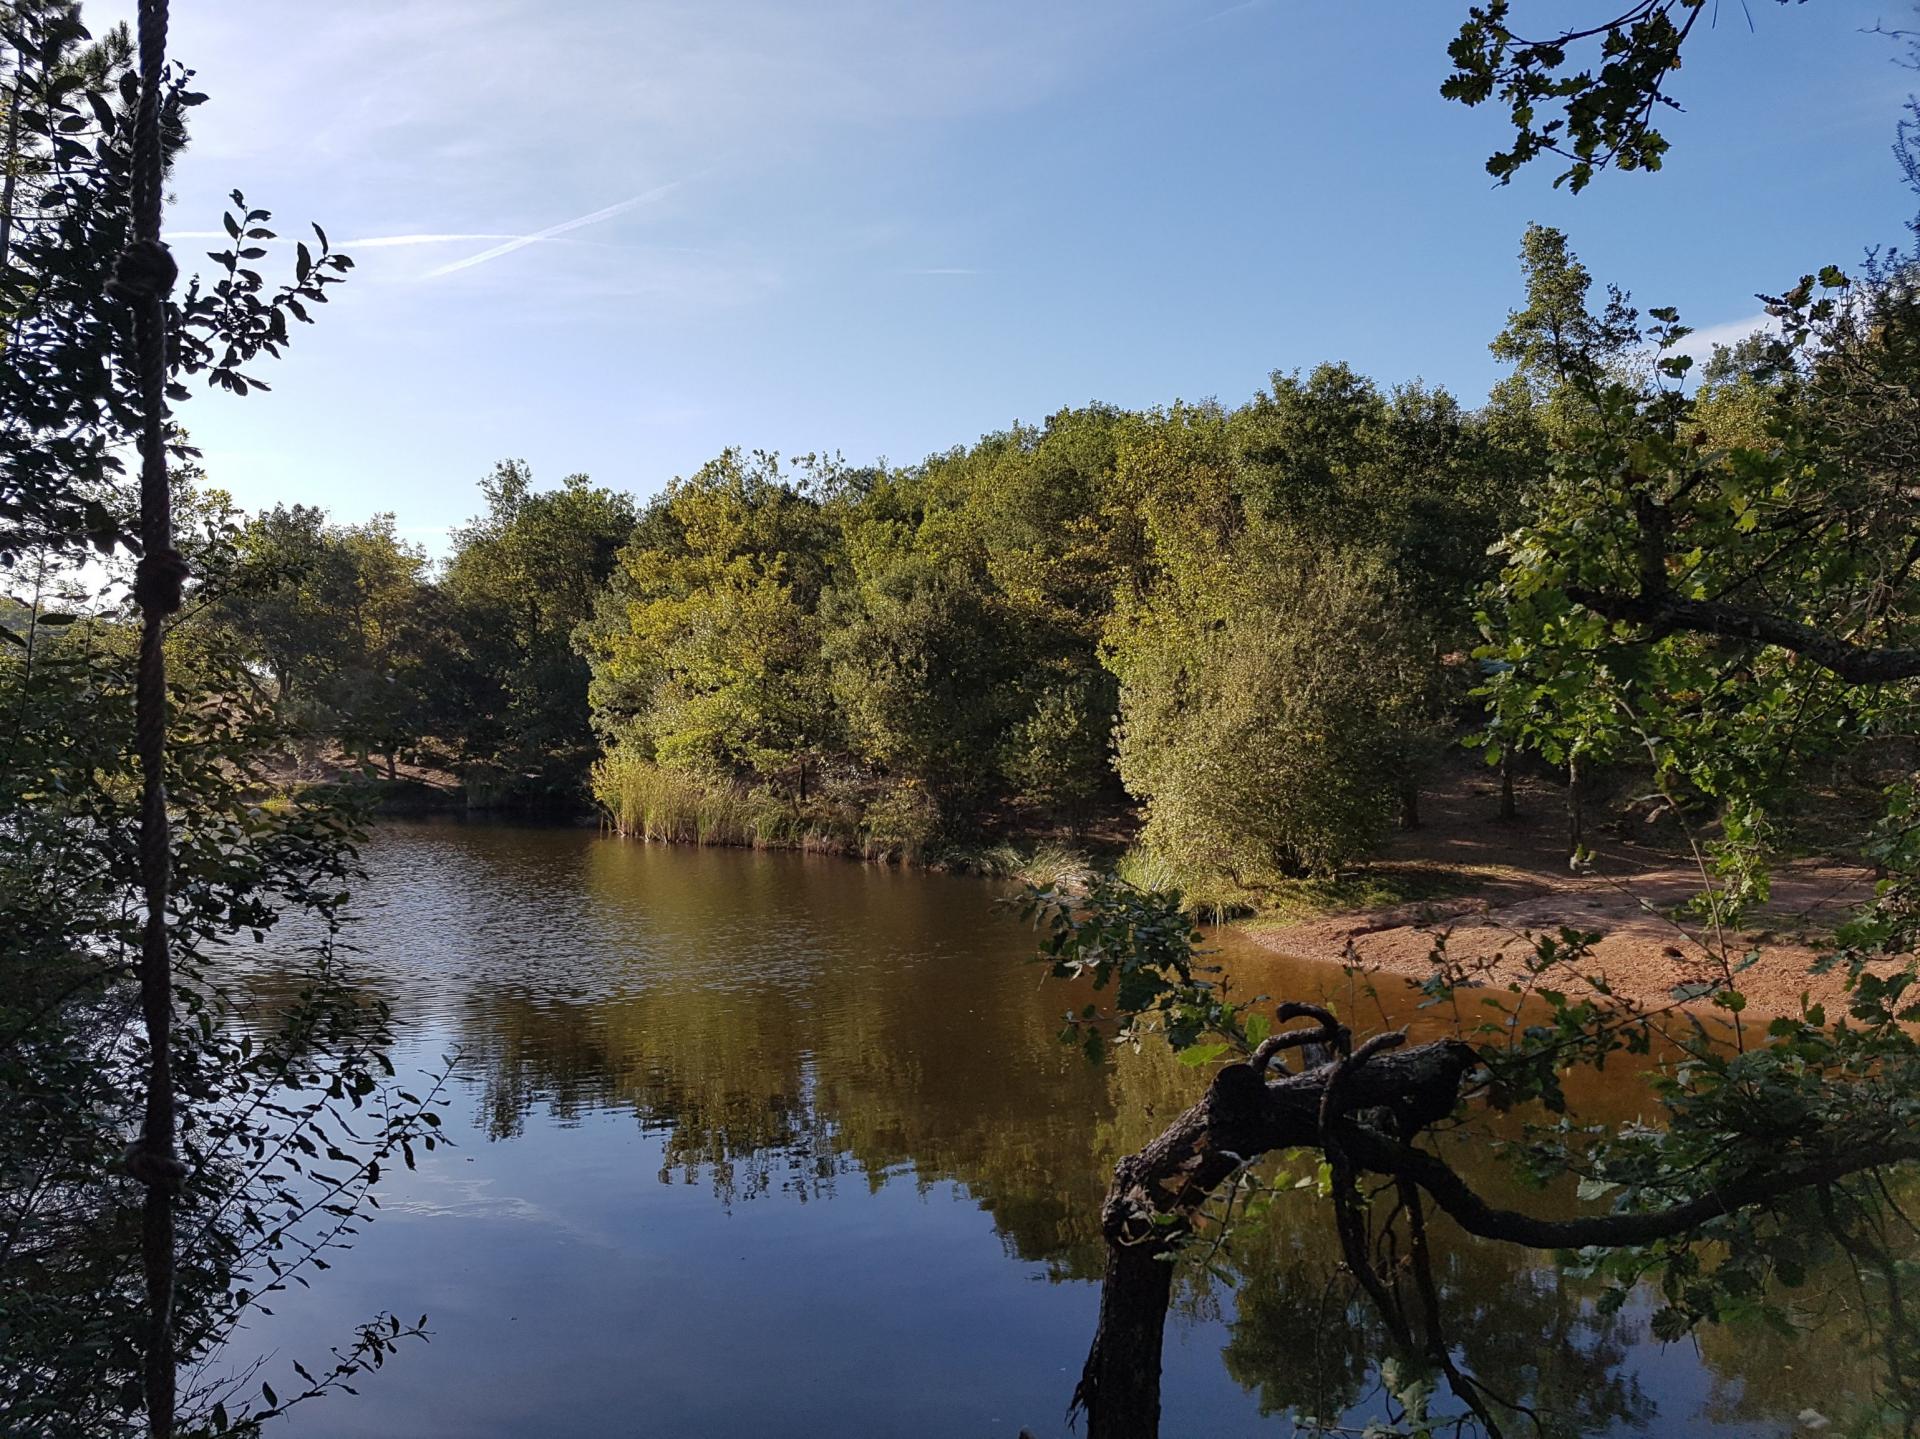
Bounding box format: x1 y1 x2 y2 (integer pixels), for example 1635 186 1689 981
1193 0 1262 24
343 233 529 249
425 183 682 279
171 230 539 250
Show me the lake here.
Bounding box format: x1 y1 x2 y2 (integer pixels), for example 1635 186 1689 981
233 821 1860 1437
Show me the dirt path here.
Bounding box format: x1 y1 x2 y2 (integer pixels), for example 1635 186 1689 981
1245 765 1880 1019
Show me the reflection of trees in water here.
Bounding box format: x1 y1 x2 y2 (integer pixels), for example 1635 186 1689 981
463 988 845 1205
447 932 1121 1259
1689 1206 1896 1429
1695 1300 1880 1431
1218 1197 1650 1436
374 830 1898 1437
447 967 1891 1436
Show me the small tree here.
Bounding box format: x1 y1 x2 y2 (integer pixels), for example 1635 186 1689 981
443 463 637 805
1109 526 1436 884
578 449 837 803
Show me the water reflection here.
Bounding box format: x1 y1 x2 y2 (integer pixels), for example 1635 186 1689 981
244 822 1878 1437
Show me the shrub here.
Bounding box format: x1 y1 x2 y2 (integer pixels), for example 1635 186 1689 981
1109 530 1433 882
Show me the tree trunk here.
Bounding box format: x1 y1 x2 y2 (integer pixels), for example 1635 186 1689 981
1074 1040 1477 1439
384 750 397 781
1400 781 1421 830
1566 757 1583 857
1078 1245 1175 1439
1499 753 1516 821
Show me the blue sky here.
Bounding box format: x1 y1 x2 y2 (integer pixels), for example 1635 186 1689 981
92 0 1918 554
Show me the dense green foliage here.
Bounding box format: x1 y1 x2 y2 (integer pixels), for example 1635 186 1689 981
260 379 1522 880
211 462 636 810
219 505 436 770
441 463 636 802
580 369 1521 878
1110 529 1433 881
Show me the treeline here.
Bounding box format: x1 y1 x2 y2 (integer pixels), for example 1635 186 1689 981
216 224 1780 891
576 367 1535 870
217 464 634 802
217 365 1539 877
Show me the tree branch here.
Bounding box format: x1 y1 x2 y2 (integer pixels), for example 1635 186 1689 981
1567 586 1920 683
1343 1124 1920 1251
1072 1021 1920 1438
1249 1001 1348 1073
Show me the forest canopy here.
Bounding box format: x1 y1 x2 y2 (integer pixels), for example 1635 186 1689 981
208 346 1546 894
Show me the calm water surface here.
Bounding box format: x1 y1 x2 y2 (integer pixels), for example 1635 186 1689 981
236 822 1858 1437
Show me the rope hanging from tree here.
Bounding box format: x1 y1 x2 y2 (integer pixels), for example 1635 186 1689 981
108 0 186 1433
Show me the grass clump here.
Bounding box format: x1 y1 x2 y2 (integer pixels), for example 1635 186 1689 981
1015 843 1094 889
592 748 884 854
1109 845 1259 922
936 841 1094 887
594 750 800 847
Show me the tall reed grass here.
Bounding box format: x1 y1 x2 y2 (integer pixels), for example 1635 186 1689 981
593 750 794 846
1111 844 1259 921
592 749 1103 882
592 749 891 856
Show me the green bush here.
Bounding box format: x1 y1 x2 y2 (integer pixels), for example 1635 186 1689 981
1109 529 1434 882
859 779 944 860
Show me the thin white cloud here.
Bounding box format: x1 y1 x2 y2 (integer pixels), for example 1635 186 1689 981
169 229 523 247
424 184 684 279
1671 311 1776 363
171 229 620 257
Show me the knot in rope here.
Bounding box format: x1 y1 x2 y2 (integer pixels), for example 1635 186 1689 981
133 546 190 616
107 238 178 304
124 1142 188 1194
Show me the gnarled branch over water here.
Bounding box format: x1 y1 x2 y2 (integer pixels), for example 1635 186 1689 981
1073 1020 1920 1439
1074 1034 1477 1436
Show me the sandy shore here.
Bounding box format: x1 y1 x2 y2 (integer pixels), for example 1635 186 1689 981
1244 770 1882 1020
